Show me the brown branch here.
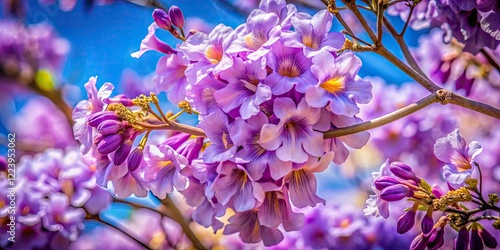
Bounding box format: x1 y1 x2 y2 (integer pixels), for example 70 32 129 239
91 217 151 249
323 93 438 138
449 94 500 119
343 0 378 43
158 196 206 250
137 121 206 137
376 0 384 46
382 17 428 80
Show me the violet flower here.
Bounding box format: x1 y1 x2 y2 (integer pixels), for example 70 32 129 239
258 97 324 163
434 129 482 187
305 51 372 116
282 9 345 58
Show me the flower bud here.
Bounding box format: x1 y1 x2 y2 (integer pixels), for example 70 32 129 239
153 9 172 30
88 111 118 127
97 120 123 136
410 233 428 250
389 162 420 183
427 227 445 250
478 228 497 249
455 227 469 250
168 5 184 28
127 147 143 172
97 134 123 155
397 209 416 234
113 139 132 165
470 227 483 250
380 184 412 202
94 133 104 145
374 176 400 191
421 208 434 234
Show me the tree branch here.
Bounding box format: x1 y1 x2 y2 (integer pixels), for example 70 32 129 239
343 0 378 43
382 17 428 80
376 0 384 46
323 92 438 138
91 217 151 249
157 196 206 250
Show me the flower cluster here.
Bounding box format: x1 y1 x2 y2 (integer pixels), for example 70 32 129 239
413 29 499 95
0 21 69 88
0 149 112 249
388 0 499 53
71 0 374 245
366 129 499 250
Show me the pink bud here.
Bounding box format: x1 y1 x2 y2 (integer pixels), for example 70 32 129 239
153 9 172 30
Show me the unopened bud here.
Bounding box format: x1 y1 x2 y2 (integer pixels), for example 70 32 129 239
380 184 413 202
168 5 184 28
153 9 172 30
97 134 123 155
127 147 143 172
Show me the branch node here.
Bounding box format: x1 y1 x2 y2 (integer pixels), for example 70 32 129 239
436 89 452 105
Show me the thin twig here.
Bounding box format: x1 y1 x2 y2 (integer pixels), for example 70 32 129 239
376 46 441 92
324 93 438 138
398 4 415 36
376 0 384 46
480 48 500 72
341 30 373 46
343 0 378 43
136 121 206 137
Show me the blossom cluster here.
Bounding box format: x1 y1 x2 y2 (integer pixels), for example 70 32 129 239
0 149 112 249
366 129 499 250
388 0 499 53
70 0 374 245
0 20 69 87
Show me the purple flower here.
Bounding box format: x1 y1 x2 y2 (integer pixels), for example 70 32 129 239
364 160 393 218
323 113 370 164
387 0 439 30
230 112 292 180
258 0 297 29
264 41 315 95
143 144 189 199
154 53 189 104
189 76 226 115
212 161 264 212
42 193 85 241
110 171 148 198
283 10 345 58
305 51 372 116
258 97 324 163
285 152 334 208
258 186 304 231
180 24 235 84
227 8 282 60
131 23 176 58
214 57 272 119
479 227 498 248
72 76 114 154
434 128 482 187
15 97 76 152
223 210 284 246
198 109 237 163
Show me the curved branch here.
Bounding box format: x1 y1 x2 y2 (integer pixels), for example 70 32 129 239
449 94 500 119
91 217 151 249
323 93 438 138
158 196 206 250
